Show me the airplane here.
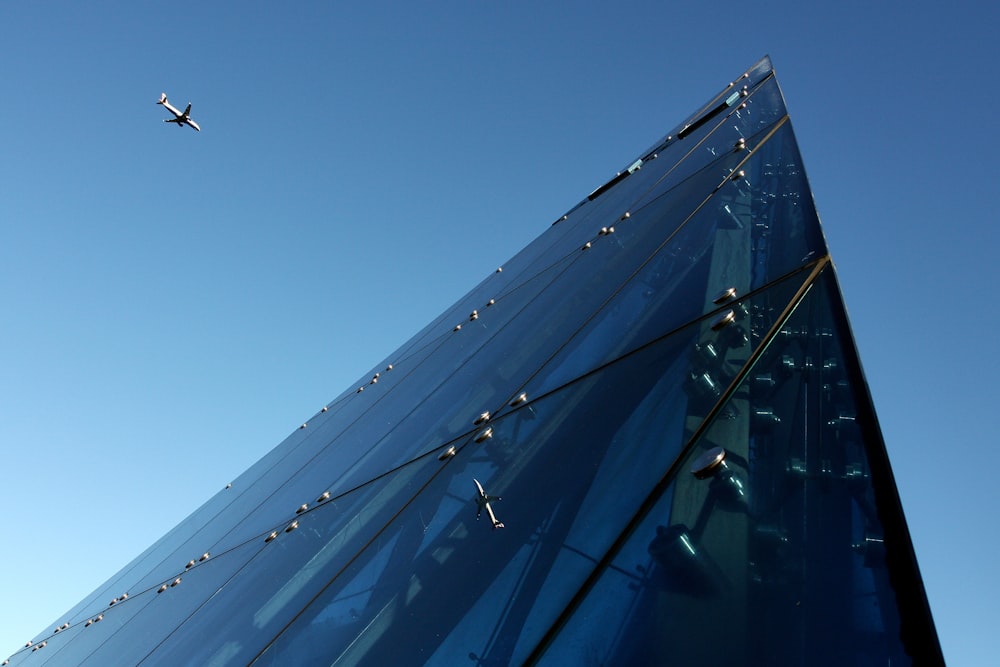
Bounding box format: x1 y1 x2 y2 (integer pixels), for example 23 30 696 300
473 479 504 529
156 93 201 131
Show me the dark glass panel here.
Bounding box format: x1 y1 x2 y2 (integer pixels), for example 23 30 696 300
628 56 775 180
238 273 806 666
191 282 572 554
29 594 159 667
373 62 779 374
194 150 749 559
78 423 341 604
523 124 825 399
5 619 86 667
52 390 370 633
18 541 255 666
248 327 701 667
531 267 937 666
737 122 826 289
172 70 808 576
626 76 787 214
66 538 267 666
125 450 446 666
30 476 251 646
381 149 677 369
669 56 774 143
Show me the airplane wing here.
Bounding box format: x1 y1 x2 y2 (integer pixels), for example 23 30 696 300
183 103 192 116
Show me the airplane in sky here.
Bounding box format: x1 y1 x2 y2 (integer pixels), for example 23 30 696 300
473 479 504 529
156 93 200 131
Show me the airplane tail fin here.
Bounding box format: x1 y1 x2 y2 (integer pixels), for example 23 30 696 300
157 92 167 105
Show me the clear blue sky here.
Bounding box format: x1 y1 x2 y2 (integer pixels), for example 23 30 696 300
1 2 996 663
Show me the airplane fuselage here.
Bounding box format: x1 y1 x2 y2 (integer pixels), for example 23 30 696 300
473 479 504 530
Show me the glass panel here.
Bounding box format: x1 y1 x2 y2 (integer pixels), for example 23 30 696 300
77 537 265 666
15 537 262 667
627 75 787 215
30 476 250 645
523 123 825 399
737 121 826 289
239 273 807 666
195 148 759 559
248 328 700 666
627 56 775 185
532 268 934 665
377 59 778 372
122 451 445 666
668 56 774 144
52 389 374 630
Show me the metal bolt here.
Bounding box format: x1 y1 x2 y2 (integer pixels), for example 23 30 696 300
711 310 736 330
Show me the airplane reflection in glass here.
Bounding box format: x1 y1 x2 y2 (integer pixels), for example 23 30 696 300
473 478 504 529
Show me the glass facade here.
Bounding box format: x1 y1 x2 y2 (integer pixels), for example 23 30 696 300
5 56 943 666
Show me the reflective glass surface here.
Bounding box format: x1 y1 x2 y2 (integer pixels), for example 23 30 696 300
5 56 940 667
243 273 811 667
530 268 940 666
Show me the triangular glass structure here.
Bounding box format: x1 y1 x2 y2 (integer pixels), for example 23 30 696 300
6 56 943 667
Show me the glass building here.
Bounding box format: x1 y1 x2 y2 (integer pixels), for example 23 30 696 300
6 57 943 666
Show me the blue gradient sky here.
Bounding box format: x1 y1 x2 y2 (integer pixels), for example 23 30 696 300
1 2 996 663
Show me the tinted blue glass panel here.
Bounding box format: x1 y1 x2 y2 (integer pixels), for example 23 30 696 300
360 61 782 376
238 273 810 666
189 147 761 561
531 267 938 665
627 76 787 213
632 56 774 167
120 454 445 665
524 124 825 398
